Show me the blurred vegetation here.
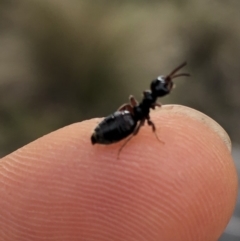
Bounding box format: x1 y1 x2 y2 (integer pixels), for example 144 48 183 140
0 0 240 155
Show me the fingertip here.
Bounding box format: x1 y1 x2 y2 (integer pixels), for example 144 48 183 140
123 104 237 240
88 105 237 240
161 104 232 151
0 105 237 241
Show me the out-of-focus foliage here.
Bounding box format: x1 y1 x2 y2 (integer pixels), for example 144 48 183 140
0 0 240 155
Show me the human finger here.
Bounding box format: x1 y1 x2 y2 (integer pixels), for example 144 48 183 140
0 105 237 241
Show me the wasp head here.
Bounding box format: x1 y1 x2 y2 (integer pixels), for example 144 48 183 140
150 62 190 98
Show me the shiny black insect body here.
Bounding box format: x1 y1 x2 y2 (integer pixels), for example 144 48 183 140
91 110 137 144
91 62 190 153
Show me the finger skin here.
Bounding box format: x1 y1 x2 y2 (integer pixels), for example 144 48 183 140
0 105 237 241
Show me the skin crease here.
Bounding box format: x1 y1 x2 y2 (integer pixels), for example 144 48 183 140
0 105 238 241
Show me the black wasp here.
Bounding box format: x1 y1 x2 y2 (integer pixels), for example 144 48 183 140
91 62 190 155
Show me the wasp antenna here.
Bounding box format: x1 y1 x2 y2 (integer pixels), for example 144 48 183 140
172 73 190 79
167 62 187 78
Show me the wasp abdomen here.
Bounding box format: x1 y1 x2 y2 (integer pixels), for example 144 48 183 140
91 111 137 145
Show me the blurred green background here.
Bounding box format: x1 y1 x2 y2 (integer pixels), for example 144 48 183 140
1 0 240 156
1 0 240 240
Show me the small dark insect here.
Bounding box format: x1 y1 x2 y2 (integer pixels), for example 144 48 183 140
91 62 190 156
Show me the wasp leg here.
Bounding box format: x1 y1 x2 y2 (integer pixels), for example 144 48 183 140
146 116 164 144
117 119 145 159
129 95 138 107
151 102 162 109
117 95 138 114
117 103 134 113
132 119 145 135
